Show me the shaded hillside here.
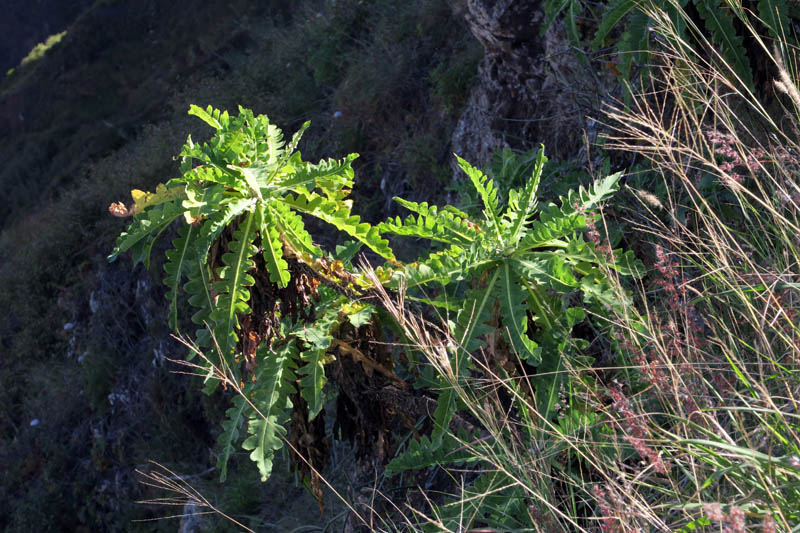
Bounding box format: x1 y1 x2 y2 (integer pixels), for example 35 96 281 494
1 0 93 74
0 1 480 530
0 0 290 230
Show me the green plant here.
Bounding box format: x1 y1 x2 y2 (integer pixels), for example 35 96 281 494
109 104 642 527
376 149 644 530
381 149 643 431
588 4 800 529
21 31 68 67
108 104 393 483
546 0 790 89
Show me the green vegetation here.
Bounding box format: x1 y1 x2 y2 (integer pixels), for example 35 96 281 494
6 31 67 77
20 31 67 67
0 0 478 530
110 103 641 508
547 0 790 89
3 0 800 530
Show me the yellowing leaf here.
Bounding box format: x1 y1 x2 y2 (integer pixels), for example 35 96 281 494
130 183 186 215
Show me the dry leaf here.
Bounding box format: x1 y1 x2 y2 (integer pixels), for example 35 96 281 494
108 202 131 217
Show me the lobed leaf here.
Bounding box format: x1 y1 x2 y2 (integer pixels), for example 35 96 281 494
108 199 185 266
498 262 540 362
217 394 249 483
502 146 545 244
293 309 338 420
241 343 296 481
260 206 291 287
163 224 197 330
209 211 258 376
283 192 395 261
189 104 229 130
456 155 504 244
381 198 480 245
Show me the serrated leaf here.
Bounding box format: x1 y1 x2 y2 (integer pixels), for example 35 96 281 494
591 0 638 48
283 192 395 261
385 430 475 477
108 199 185 266
294 311 337 419
185 260 214 327
534 339 568 423
271 200 321 258
693 0 753 89
453 270 500 353
217 394 249 483
189 104 225 130
503 147 545 243
130 183 186 216
334 240 364 263
241 343 295 481
209 211 258 373
260 206 291 287
163 224 197 330
297 348 327 420
346 305 374 328
381 198 480 246
456 155 504 243
498 262 539 361
431 384 456 451
272 154 358 195
758 0 789 41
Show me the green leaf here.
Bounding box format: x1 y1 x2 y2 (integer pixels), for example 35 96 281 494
217 394 249 483
453 270 501 353
618 10 651 82
270 200 321 258
192 198 255 263
163 224 197 330
108 199 184 265
230 165 264 201
241 343 296 481
188 104 227 130
260 206 291 287
431 385 456 450
271 154 358 195
209 211 258 375
534 338 569 422
185 260 214 327
432 471 529 530
675 516 712 533
283 192 395 261
334 240 364 263
456 155 504 243
346 305 374 328
498 261 540 362
693 0 753 89
385 430 475 477
294 311 337 420
562 171 623 215
503 147 545 244
517 212 586 251
381 198 480 246
758 0 789 41
592 0 638 48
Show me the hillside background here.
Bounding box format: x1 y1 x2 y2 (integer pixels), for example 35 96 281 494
0 1 487 530
2 0 793 531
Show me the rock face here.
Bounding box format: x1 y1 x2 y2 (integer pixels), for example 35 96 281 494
453 0 605 169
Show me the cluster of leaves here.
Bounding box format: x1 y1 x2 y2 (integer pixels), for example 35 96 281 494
545 0 790 88
383 150 642 428
109 106 642 509
381 150 643 527
109 105 390 482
